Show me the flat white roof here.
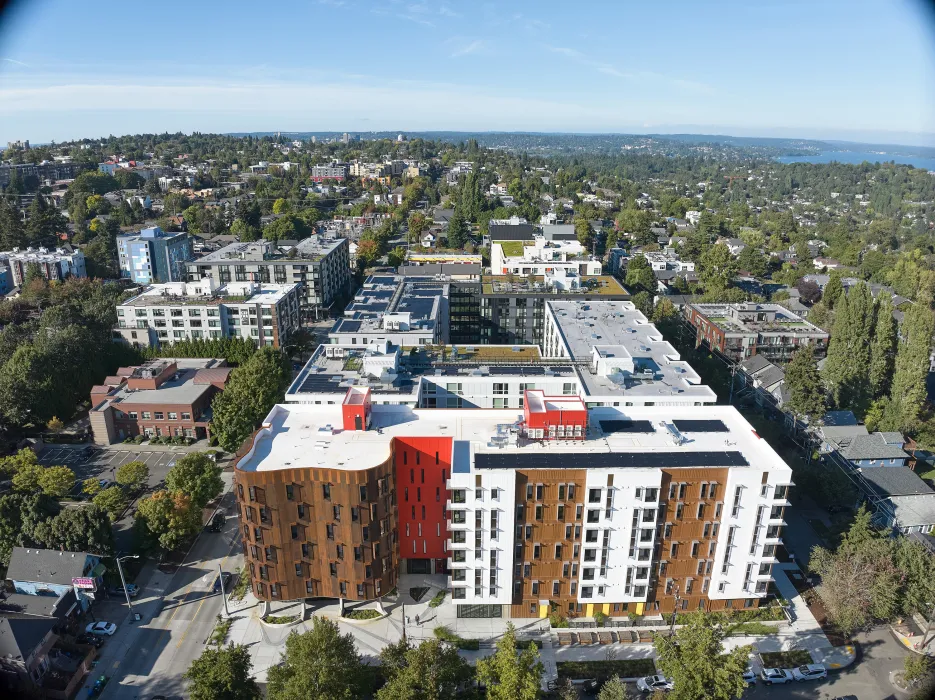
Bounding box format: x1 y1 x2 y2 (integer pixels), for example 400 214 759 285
237 403 791 476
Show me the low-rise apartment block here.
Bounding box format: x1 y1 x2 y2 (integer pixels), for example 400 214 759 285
186 237 350 318
310 163 348 181
684 302 829 363
233 390 791 618
88 358 230 444
114 278 301 349
0 245 86 286
491 236 602 277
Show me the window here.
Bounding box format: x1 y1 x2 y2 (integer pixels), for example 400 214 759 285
167 412 177 420
323 484 331 500
285 485 294 500
555 543 563 559
558 484 566 500
587 509 600 523
531 581 539 595
589 488 602 503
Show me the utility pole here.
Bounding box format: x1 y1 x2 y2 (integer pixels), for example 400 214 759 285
116 555 139 621
218 563 230 617
401 602 407 643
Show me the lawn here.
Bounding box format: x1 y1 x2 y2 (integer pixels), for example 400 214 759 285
759 650 812 668
557 659 657 680
497 241 529 257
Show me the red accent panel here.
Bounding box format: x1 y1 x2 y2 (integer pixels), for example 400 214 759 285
395 436 452 560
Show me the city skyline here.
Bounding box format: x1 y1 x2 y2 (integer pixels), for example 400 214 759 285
0 0 934 145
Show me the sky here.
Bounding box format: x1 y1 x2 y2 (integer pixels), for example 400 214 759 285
1 0 935 145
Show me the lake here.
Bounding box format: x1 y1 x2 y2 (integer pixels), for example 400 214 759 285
776 150 935 171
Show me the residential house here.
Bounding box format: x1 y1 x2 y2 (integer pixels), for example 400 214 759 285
737 354 787 408
857 466 935 534
6 548 104 612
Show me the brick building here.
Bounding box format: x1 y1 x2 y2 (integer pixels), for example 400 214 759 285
88 358 230 444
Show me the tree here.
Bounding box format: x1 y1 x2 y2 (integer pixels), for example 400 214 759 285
823 270 844 309
376 638 471 700
902 654 933 690
882 288 934 432
653 613 750 700
116 460 150 491
809 506 901 637
165 452 223 509
83 477 102 497
869 295 897 399
632 291 653 319
387 246 407 268
475 623 543 700
0 492 59 564
408 212 427 242
446 211 467 249
624 255 655 292
0 196 27 250
597 676 629 700
24 194 67 248
185 643 262 700
93 486 127 519
272 198 291 215
894 537 935 617
575 217 594 251
38 465 75 498
784 345 826 422
212 347 291 452
267 618 367 700
698 244 737 293
652 297 678 324
555 678 578 700
795 279 822 305
33 504 114 555
736 246 767 277
822 283 874 414
135 490 201 551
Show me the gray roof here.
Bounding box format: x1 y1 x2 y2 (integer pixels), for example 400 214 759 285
0 615 57 662
858 467 933 497
755 365 785 389
889 494 935 528
739 354 772 374
822 410 858 426
0 589 77 619
7 548 92 585
834 432 908 461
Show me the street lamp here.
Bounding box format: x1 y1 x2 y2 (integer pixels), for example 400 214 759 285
116 555 139 620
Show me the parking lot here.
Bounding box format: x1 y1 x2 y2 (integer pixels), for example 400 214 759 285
39 446 190 495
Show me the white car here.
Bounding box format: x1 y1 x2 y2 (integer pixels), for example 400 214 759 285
760 668 794 685
85 621 117 636
636 675 673 692
742 670 757 686
792 664 827 681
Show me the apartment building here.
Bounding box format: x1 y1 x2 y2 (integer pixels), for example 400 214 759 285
234 389 792 618
114 278 301 349
491 236 602 277
117 226 194 284
88 358 230 444
186 237 350 319
310 163 349 181
0 245 86 286
0 161 84 188
685 302 829 363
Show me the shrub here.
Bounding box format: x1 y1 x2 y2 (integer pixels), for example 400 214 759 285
428 590 447 608
549 613 570 628
344 609 382 620
263 615 297 625
433 625 480 650
557 659 656 680
594 610 608 627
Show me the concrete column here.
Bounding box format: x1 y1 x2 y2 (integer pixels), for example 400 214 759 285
376 599 386 615
303 599 312 620
338 598 345 616
261 600 271 616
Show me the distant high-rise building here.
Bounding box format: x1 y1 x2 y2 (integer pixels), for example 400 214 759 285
117 226 194 284
341 132 350 144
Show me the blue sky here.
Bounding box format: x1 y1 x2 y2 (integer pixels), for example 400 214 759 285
1 0 934 145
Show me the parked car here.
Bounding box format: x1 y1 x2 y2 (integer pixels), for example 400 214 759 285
85 621 117 636
110 584 140 597
213 572 233 593
207 513 225 532
742 670 757 686
792 664 827 681
636 675 673 692
98 479 112 489
760 668 794 685
75 633 105 648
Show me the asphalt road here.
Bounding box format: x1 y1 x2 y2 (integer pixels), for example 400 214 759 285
97 485 242 699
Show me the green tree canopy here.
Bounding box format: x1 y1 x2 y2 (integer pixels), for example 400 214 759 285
597 676 629 700
33 504 114 555
784 345 826 422
92 485 127 520
134 490 201 551
869 294 898 400
698 243 737 293
653 612 751 700
475 623 543 700
267 618 367 700
116 460 150 490
211 347 291 452
376 638 471 700
165 452 223 509
185 643 262 700
624 255 656 292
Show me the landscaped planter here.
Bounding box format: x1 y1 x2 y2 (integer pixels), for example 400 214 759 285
260 615 300 628
341 609 388 624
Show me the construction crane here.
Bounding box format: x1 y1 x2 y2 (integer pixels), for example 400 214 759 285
724 175 745 188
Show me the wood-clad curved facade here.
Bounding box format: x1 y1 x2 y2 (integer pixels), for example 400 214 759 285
234 450 399 603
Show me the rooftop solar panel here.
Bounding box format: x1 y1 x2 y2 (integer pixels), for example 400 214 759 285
338 320 362 333
672 420 729 433
599 420 655 434
475 451 748 470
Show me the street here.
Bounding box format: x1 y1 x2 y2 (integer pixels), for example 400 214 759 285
86 481 242 699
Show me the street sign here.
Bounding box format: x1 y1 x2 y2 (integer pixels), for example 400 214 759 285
72 577 95 589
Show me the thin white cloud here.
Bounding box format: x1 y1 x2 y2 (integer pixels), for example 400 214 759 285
1 58 30 67
547 46 714 94
450 39 488 58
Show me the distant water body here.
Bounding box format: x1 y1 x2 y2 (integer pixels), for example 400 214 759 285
777 150 935 171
